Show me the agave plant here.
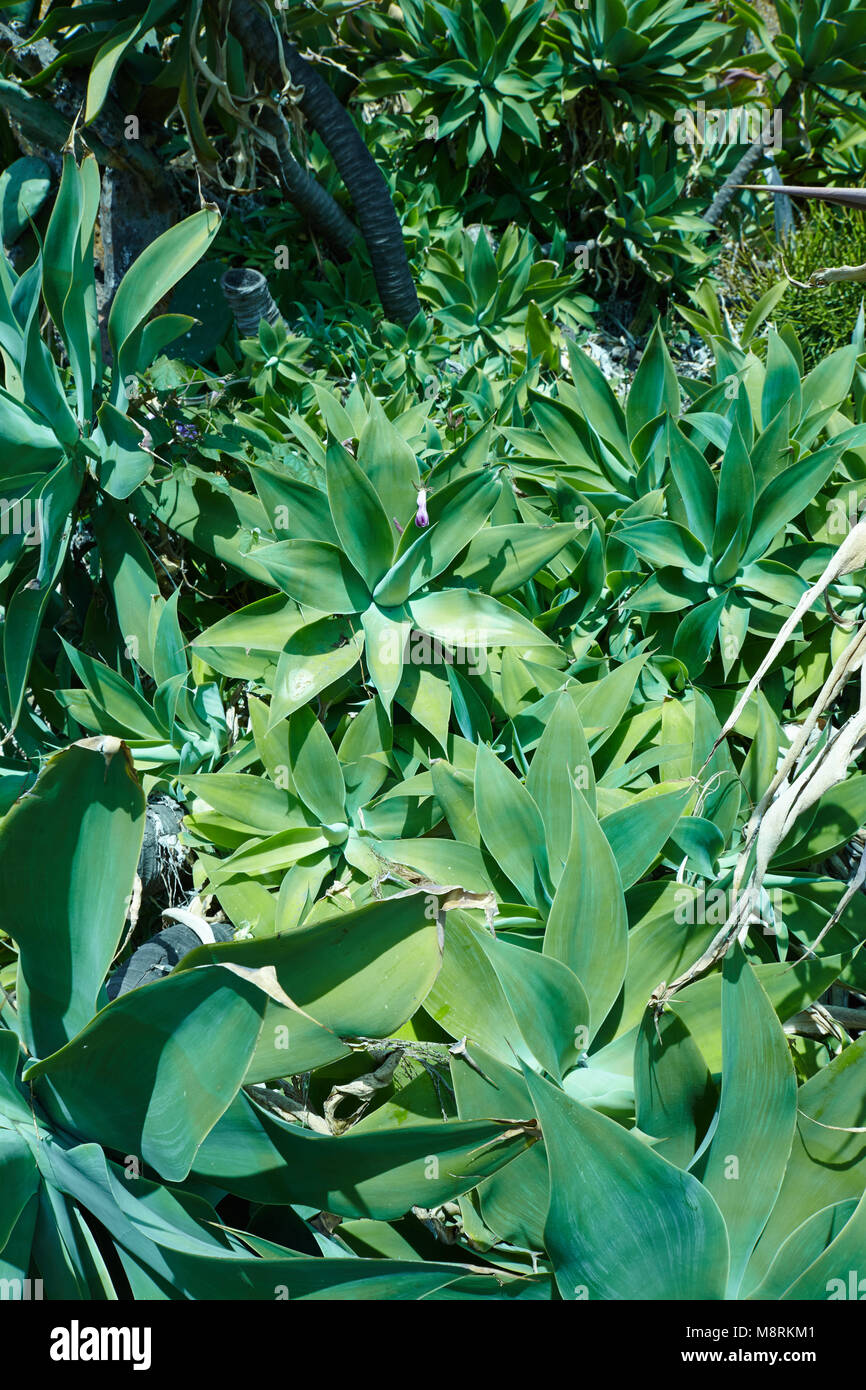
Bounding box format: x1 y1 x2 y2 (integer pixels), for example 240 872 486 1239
1 0 866 1310
0 737 543 1297
510 320 866 685
4 723 865 1298
420 223 593 359
749 0 866 95
217 411 580 725
582 133 717 291
53 597 232 784
362 0 559 167
549 0 737 123
178 697 452 929
456 466 866 1310
364 674 866 1297
453 949 866 1300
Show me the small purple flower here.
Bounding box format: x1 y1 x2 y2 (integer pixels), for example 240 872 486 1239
415 487 429 528
174 421 200 442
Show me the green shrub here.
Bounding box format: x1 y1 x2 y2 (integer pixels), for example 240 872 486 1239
729 203 866 369
2 0 866 1307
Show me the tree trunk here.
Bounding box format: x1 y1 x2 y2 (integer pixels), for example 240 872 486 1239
221 266 283 335
229 0 421 326
702 82 800 229
258 106 359 256
702 137 772 229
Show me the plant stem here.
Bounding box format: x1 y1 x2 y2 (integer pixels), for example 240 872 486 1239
258 106 359 255
702 82 800 229
229 0 421 325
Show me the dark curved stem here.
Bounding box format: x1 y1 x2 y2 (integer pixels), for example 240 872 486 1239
229 0 420 325
221 266 282 336
702 83 800 229
258 106 359 255
702 138 772 229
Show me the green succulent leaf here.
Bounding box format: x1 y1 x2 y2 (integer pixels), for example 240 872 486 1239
193 1089 537 1218
544 791 628 1038
523 1064 729 1300
25 967 266 1183
0 740 144 1058
692 947 798 1297
260 539 371 613
326 443 397 591
474 741 551 909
